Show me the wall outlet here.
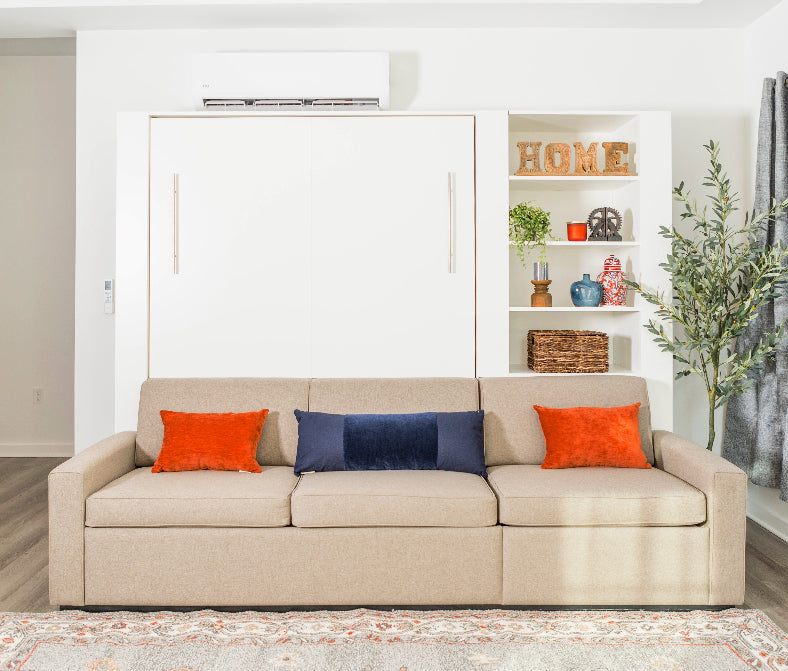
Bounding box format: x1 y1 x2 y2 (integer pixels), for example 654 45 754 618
33 388 43 404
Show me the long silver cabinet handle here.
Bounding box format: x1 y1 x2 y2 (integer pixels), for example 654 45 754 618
172 173 179 275
448 171 457 274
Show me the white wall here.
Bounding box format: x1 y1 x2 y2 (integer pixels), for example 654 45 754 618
75 27 751 452
0 40 75 457
77 24 788 540
740 0 788 541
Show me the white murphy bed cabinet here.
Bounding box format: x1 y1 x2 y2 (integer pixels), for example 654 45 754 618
149 117 312 378
146 114 475 379
309 116 475 377
115 111 672 433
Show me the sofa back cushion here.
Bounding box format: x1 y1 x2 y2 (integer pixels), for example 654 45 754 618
308 378 479 414
136 378 309 467
479 376 653 466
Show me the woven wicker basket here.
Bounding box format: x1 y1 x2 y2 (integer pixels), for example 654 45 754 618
526 330 609 373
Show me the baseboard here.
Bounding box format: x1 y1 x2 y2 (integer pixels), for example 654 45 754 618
747 489 788 544
0 443 74 457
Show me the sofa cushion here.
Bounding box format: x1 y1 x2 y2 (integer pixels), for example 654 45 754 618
136 378 309 467
86 466 298 528
487 465 706 526
308 378 479 414
293 410 487 476
534 403 650 469
479 376 653 466
152 410 268 473
291 470 497 528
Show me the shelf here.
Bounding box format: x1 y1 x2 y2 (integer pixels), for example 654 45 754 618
507 112 639 134
508 363 635 377
517 241 640 248
509 306 638 313
509 175 639 191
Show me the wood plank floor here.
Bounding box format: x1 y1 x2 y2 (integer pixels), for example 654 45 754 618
744 516 788 629
1 457 787 629
0 457 65 613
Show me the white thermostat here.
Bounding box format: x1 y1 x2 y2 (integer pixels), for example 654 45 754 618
104 279 114 314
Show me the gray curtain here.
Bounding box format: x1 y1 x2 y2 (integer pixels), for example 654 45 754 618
723 72 788 501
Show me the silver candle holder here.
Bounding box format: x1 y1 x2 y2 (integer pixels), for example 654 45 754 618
533 262 549 281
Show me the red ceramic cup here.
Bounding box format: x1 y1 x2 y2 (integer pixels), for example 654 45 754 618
567 221 588 241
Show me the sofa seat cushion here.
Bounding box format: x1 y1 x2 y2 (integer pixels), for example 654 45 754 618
488 465 706 527
291 470 497 528
86 467 298 528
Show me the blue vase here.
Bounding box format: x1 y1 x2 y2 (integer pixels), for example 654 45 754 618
570 274 603 307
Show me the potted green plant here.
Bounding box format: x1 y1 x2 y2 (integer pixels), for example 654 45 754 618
509 201 552 265
625 140 788 451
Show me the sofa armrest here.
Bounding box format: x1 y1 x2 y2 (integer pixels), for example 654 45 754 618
653 430 747 605
49 431 137 606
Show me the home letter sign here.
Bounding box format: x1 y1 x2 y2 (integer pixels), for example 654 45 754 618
602 142 630 175
515 141 632 177
544 143 571 174
573 142 600 175
515 141 542 174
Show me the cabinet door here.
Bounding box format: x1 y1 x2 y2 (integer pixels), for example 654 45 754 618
148 117 311 377
310 116 476 377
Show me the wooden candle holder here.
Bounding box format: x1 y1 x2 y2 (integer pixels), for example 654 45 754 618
531 280 553 307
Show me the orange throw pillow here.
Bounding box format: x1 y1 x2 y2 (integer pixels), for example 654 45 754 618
152 410 268 473
534 403 650 469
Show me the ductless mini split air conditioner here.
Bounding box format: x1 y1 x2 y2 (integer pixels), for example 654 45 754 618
191 52 390 110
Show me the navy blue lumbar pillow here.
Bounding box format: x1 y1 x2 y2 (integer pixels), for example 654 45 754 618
344 413 438 471
293 410 486 477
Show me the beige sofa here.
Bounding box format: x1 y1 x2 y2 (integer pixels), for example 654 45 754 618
49 376 746 608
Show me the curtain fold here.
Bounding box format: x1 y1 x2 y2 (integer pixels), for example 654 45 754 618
723 72 788 501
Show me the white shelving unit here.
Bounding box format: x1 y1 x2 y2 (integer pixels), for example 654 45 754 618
474 110 674 431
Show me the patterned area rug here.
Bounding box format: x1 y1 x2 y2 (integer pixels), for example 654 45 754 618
1 608 786 670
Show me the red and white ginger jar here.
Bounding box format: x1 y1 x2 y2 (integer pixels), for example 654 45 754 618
597 255 628 306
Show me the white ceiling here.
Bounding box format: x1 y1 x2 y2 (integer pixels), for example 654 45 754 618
0 0 781 38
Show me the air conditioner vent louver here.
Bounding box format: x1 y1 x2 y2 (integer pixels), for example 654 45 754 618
203 100 247 110
203 98 379 110
252 99 304 109
311 98 379 108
